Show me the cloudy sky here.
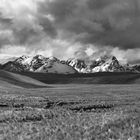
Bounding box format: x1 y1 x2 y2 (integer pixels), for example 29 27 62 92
0 0 140 64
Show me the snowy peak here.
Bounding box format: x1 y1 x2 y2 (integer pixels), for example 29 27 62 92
35 56 76 74
96 56 118 65
92 56 125 72
1 54 140 74
67 58 86 73
15 55 29 62
19 55 30 60
15 55 31 66
30 55 48 71
33 55 45 60
2 55 77 74
66 55 135 73
49 56 59 62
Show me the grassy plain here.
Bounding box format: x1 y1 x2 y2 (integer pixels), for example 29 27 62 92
0 70 140 139
0 82 140 140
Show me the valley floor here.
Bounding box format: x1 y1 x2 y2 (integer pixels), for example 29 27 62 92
0 84 140 140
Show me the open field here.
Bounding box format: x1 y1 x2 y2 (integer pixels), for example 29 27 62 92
0 75 140 140
0 71 140 139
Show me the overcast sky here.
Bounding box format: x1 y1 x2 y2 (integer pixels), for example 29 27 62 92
0 0 140 64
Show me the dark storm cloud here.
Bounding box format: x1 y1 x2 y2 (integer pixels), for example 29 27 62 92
39 0 140 49
87 0 112 10
39 0 76 22
1 0 140 49
0 0 57 48
38 16 57 38
0 13 13 47
1 0 140 62
0 15 12 27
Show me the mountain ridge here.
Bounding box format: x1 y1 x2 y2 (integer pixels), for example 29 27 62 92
1 55 77 74
67 55 139 73
0 55 140 74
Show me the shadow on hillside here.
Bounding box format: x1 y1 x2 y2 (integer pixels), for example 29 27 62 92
14 72 140 84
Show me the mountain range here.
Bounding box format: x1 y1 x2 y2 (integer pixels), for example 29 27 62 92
0 54 139 74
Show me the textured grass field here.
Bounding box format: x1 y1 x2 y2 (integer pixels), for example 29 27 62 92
0 83 140 140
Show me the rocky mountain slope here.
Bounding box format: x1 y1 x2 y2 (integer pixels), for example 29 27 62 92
1 55 77 74
67 55 139 73
0 55 140 74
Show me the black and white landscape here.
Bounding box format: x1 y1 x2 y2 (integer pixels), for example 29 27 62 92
1 54 140 73
0 0 140 140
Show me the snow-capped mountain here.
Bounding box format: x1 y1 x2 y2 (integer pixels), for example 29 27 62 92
35 56 76 74
67 55 139 73
2 55 77 74
92 56 125 72
66 58 87 73
132 65 140 72
1 54 140 74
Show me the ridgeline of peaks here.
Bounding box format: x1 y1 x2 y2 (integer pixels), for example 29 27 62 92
1 55 76 74
66 55 138 73
0 55 139 74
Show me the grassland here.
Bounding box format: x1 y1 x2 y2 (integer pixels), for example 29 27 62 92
0 71 140 139
0 81 140 140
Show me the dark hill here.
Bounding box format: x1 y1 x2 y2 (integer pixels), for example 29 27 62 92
0 70 47 88
12 71 140 84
